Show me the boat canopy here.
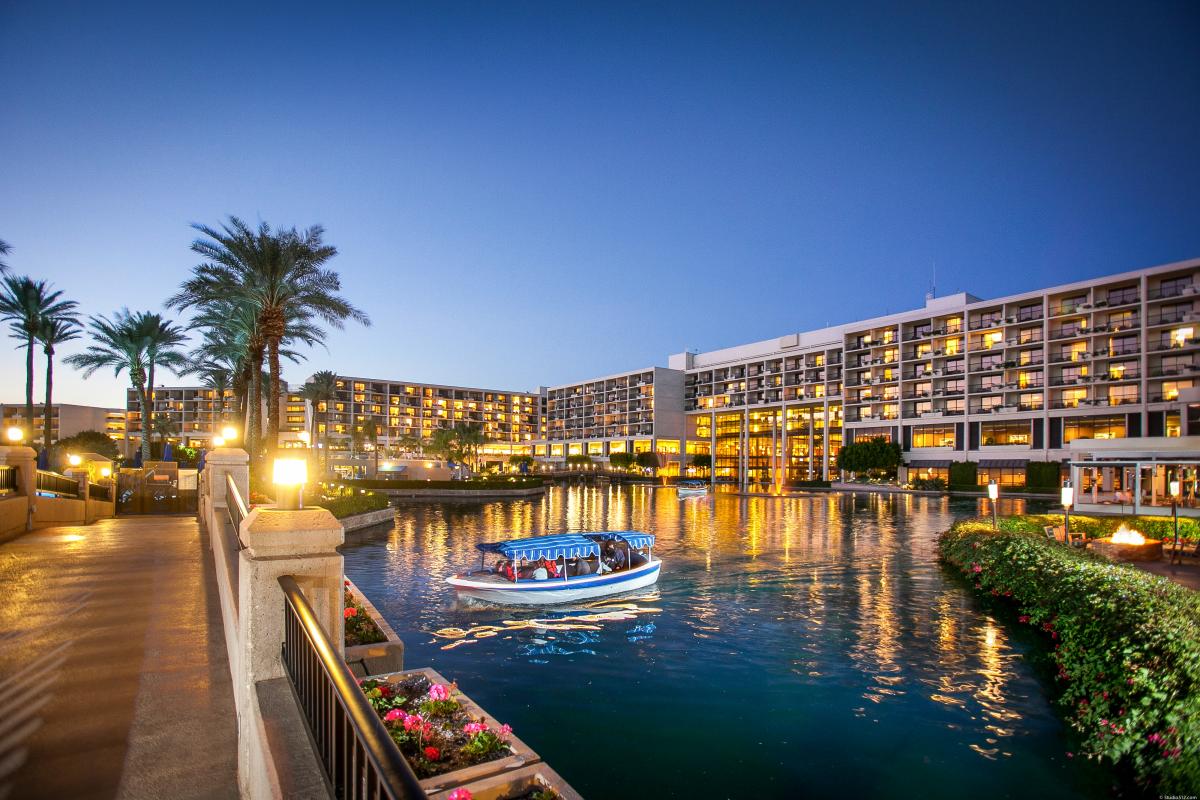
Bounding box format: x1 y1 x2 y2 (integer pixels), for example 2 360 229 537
476 534 601 561
588 531 656 549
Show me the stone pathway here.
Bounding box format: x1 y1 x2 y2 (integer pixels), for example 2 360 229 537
0 515 238 800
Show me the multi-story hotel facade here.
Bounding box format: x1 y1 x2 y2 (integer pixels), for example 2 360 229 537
124 385 240 453
1 402 126 451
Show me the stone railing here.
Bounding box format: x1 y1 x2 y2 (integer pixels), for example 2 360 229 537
0 446 116 542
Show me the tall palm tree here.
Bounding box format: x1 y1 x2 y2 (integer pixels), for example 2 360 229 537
305 370 338 474
37 314 81 451
151 414 178 448
453 422 486 473
65 310 188 461
173 217 369 462
361 418 382 477
0 276 78 434
0 238 11 275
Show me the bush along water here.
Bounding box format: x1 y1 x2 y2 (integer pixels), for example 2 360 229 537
939 520 1200 791
997 513 1200 543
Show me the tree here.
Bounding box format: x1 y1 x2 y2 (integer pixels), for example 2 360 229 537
452 423 485 473
427 428 459 465
304 370 339 474
0 276 78 436
634 451 660 474
608 452 635 471
65 310 188 462
836 437 901 478
151 414 178 444
54 429 120 462
566 453 593 466
0 237 10 275
690 453 712 476
361 418 381 476
508 454 534 473
175 217 369 462
36 314 81 450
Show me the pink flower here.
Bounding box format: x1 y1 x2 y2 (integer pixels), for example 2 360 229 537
403 714 426 732
498 723 512 738
428 684 451 702
448 790 473 800
1018 615 1030 624
384 709 406 723
463 722 488 736
971 563 982 574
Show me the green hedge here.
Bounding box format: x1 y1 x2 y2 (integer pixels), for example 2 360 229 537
948 461 977 489
317 491 389 519
939 520 1200 790
999 513 1200 543
1026 461 1064 489
340 477 544 491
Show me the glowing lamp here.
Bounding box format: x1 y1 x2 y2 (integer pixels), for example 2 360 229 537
1170 479 1182 498
221 426 238 442
212 436 225 447
68 454 82 467
5 426 23 443
272 457 307 510
299 431 311 444
987 480 999 501
100 466 112 478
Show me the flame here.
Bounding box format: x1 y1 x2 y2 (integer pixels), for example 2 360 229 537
1110 524 1146 545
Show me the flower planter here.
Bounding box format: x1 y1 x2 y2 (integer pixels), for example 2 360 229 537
345 579 405 677
365 666 542 794
427 763 583 800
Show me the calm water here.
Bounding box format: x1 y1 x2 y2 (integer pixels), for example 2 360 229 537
343 487 1114 800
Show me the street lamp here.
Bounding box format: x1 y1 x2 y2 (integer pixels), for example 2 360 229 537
221 425 238 443
212 436 226 448
272 457 307 511
1170 474 1182 564
100 466 112 479
5 426 24 444
987 479 999 529
68 454 82 467
1061 480 1074 540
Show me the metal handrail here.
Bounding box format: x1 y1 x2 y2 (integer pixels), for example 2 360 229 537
226 473 248 536
278 575 424 800
89 483 113 502
36 470 80 498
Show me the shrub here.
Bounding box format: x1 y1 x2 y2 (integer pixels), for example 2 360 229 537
909 476 947 491
565 453 592 465
1026 461 1064 490
344 587 386 646
837 437 901 476
998 513 1200 543
339 477 544 491
948 461 977 489
608 452 635 470
939 520 1200 790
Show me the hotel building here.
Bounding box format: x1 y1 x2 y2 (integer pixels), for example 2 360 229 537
0 402 126 450
124 385 240 453
533 367 686 473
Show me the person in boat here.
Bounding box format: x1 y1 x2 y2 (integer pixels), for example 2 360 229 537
601 540 629 573
531 558 549 581
496 558 516 581
569 556 594 577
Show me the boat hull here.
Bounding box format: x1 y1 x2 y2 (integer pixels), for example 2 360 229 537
447 560 661 605
678 488 708 498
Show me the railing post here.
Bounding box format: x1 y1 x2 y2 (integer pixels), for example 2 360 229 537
0 446 38 533
204 447 249 536
236 504 344 796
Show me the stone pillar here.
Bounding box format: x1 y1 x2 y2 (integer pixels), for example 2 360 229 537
0 445 37 532
205 447 250 534
236 506 344 793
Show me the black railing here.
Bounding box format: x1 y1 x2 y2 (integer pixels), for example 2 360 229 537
36 470 79 498
226 472 248 535
279 575 424 800
89 483 113 502
0 465 16 495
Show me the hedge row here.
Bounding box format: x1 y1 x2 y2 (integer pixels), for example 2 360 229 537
340 477 545 491
939 521 1200 790
999 513 1200 543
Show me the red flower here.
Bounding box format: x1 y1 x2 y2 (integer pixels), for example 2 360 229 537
344 607 358 620
424 746 441 761
1018 615 1030 624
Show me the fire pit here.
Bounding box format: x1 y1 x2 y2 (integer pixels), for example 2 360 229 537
1088 524 1164 562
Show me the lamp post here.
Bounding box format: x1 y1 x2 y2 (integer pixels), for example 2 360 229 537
221 426 238 443
273 457 307 511
5 426 24 444
1170 475 1182 565
987 479 999 529
1061 480 1074 540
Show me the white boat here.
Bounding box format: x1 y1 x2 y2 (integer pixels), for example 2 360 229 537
446 532 661 605
677 480 709 499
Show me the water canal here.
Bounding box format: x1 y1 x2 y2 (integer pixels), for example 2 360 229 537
342 486 1114 799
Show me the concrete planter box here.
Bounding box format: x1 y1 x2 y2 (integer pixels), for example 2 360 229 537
366 666 541 794
427 763 583 800
338 506 396 533
345 578 405 678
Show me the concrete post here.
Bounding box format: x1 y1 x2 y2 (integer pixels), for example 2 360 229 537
236 505 344 795
0 445 37 533
205 447 250 535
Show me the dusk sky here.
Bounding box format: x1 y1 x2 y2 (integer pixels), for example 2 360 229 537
2 2 1198 406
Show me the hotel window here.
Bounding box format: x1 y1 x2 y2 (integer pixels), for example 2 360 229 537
945 317 963 334
1063 415 1126 442
1060 388 1087 407
978 354 1003 371
1018 349 1041 366
913 401 932 415
1111 335 1139 356
587 442 603 455
1160 381 1191 401
977 467 1026 488
944 378 964 394
980 421 1030 446
915 343 932 358
978 396 1001 411
1158 276 1192 297
912 425 955 448
1109 385 1139 405
945 399 965 414
983 331 1003 349
1018 392 1043 410
1167 411 1182 437
1108 361 1137 380
633 440 653 453
551 445 564 456
1018 371 1042 389
1108 309 1136 329
1063 342 1087 362
944 338 962 355
1161 354 1193 374
1061 365 1087 383
1018 327 1041 344
656 439 680 454
977 375 1002 391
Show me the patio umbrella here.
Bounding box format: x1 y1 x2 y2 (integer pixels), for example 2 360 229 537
162 441 173 463
133 450 143 468
37 449 48 469
197 449 207 472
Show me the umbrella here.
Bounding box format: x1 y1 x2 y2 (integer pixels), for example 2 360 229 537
162 441 174 463
197 449 207 472
37 449 48 469
133 450 143 468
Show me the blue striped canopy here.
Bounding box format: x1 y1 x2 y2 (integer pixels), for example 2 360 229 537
588 531 656 549
477 534 600 562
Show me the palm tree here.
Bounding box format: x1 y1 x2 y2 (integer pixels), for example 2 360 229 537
0 238 11 275
453 422 486 473
151 415 178 453
302 370 338 474
173 217 369 462
36 314 81 451
0 276 78 434
361 418 382 477
65 310 188 462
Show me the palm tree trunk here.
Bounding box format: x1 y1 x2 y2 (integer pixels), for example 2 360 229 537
267 338 281 463
43 346 54 454
146 362 156 460
134 380 151 462
248 350 264 461
24 335 35 438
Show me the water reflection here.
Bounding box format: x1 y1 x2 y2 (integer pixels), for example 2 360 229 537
343 486 1107 800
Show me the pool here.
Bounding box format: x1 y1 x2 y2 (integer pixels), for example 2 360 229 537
342 486 1113 799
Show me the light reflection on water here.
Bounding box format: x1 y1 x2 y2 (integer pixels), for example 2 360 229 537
342 486 1110 800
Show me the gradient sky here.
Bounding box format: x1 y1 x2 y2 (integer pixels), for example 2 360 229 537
2 1 1198 407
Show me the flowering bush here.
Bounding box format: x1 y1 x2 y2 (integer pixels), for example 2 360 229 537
344 585 386 647
359 674 516 779
997 513 1200 543
939 520 1200 790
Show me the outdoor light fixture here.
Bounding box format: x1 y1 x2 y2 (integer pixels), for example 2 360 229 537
272 457 307 511
987 479 999 529
212 436 225 447
1062 480 1074 538
100 466 112 478
299 431 311 445
221 425 238 442
1170 475 1183 564
5 426 23 443
68 454 82 467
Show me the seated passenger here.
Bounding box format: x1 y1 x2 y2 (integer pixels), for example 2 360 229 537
602 541 629 572
532 558 549 581
498 559 516 581
544 557 559 578
570 557 594 577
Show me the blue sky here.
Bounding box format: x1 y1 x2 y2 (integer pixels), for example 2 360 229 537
2 1 1198 406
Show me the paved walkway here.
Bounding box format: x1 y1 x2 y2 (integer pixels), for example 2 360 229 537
0 516 238 800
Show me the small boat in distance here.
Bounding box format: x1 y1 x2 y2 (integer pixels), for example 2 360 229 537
446 531 661 605
677 480 709 499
